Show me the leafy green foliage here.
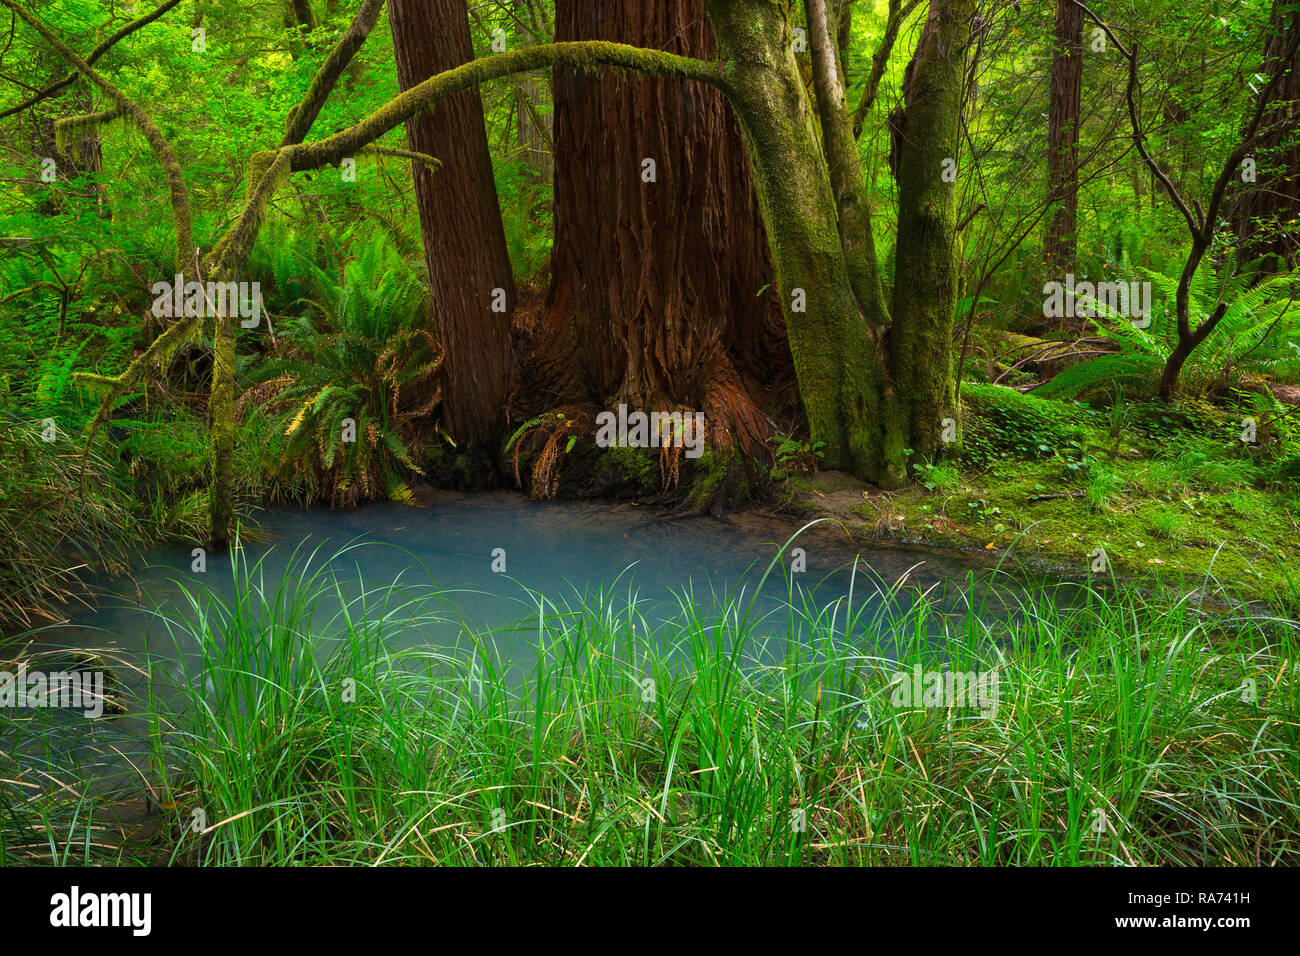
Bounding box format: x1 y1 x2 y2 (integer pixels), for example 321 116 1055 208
245 234 442 507
917 460 962 492
1037 257 1300 401
768 434 825 480
959 383 1091 468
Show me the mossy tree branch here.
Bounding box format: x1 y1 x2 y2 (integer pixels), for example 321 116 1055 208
359 144 441 170
54 108 124 153
278 41 723 175
281 0 388 146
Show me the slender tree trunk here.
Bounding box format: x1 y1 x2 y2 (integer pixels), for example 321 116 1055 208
514 0 552 188
282 0 317 59
889 0 976 466
1159 337 1196 401
1045 0 1083 280
209 294 236 549
835 0 853 86
536 0 785 467
390 0 516 451
288 0 316 30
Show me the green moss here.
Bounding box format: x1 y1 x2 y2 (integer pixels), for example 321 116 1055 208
790 402 1300 604
687 451 733 511
596 446 659 497
53 108 123 153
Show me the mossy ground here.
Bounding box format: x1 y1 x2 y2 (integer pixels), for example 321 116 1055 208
784 385 1300 606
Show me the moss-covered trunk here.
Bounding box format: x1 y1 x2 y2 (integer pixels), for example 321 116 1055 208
208 306 236 549
703 0 903 483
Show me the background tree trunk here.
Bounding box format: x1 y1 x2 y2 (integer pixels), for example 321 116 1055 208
1044 0 1083 283
1232 0 1300 276
513 0 552 189
26 65 108 219
533 0 786 466
390 0 516 450
282 0 317 58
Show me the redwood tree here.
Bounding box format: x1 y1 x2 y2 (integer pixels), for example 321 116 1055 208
1232 0 1300 276
389 0 516 450
35 0 981 536
532 0 787 465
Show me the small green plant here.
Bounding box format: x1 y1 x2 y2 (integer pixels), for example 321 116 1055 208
1058 435 1096 474
768 435 825 480
1226 487 1255 516
918 460 961 492
1106 388 1132 456
1085 461 1123 511
1148 442 1257 494
504 410 584 499
1268 453 1300 486
1149 507 1185 540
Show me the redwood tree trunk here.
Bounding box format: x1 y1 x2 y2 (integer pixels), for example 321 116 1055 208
1044 0 1083 281
389 0 516 448
1232 0 1300 276
535 0 786 464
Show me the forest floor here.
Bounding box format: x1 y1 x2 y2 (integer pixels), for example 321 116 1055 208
786 458 1298 608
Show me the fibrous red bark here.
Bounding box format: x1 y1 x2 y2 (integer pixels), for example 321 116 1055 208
1232 0 1300 275
532 0 787 463
389 0 516 448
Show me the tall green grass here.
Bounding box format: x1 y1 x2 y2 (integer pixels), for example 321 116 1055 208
3 537 1298 866
0 410 133 629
